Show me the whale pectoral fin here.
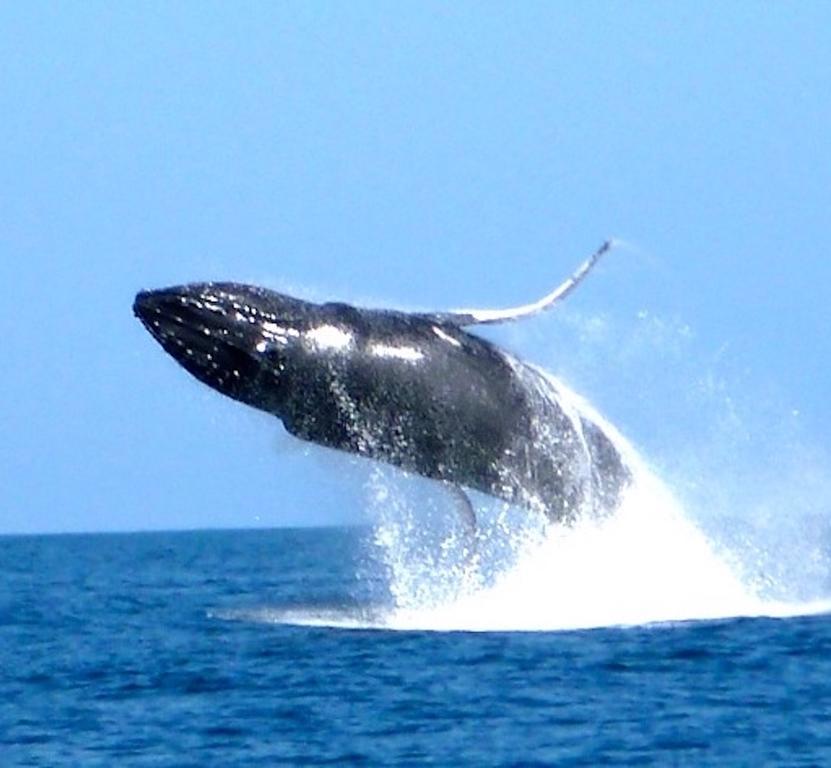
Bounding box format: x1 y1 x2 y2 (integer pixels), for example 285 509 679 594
423 240 614 327
445 483 477 538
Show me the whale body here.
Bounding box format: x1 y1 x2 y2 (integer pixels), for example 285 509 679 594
133 243 631 524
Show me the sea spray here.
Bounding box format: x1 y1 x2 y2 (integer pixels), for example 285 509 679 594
538 306 831 606
366 370 773 632
358 307 831 631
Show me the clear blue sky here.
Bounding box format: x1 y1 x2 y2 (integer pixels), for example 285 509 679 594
2 3 830 534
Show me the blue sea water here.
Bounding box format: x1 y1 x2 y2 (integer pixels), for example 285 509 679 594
2 524 830 767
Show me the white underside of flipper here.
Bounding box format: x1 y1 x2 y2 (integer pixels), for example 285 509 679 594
425 240 614 327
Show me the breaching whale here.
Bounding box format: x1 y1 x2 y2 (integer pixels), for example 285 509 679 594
134 242 631 527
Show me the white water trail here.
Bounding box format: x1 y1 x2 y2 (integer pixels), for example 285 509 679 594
359 372 831 633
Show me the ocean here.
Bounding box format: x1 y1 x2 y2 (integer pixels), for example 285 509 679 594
2 516 830 767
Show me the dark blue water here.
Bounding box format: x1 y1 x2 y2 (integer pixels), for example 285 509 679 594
2 527 830 766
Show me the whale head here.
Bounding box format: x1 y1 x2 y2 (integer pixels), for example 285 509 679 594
133 282 315 414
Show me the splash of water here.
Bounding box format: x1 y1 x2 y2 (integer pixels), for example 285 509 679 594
358 370 830 632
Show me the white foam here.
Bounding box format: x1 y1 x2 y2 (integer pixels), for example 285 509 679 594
353 373 831 633
376 475 759 632
248 346 831 634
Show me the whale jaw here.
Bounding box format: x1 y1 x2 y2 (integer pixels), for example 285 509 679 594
133 283 301 411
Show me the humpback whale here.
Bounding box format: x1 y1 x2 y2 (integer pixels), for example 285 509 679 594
133 242 631 526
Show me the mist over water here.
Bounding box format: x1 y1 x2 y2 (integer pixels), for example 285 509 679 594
280 308 831 632
364 404 829 633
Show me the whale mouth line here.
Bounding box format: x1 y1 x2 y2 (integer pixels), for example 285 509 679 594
135 302 218 356
134 289 264 394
